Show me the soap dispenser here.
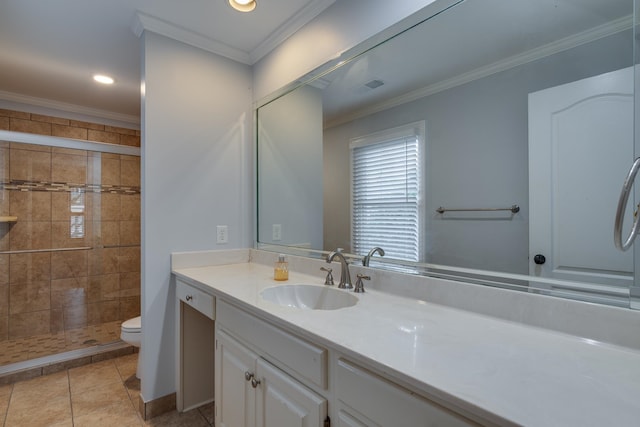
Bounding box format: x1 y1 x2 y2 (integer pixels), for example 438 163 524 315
274 254 289 281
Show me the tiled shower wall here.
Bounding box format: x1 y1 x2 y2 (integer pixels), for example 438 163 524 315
0 109 140 357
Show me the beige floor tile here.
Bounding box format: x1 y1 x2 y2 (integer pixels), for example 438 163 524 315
10 370 68 402
71 378 131 417
68 359 121 393
115 352 138 379
0 383 13 397
124 375 141 402
197 402 214 425
144 408 210 427
0 385 12 425
2 354 166 427
73 400 142 427
5 395 72 427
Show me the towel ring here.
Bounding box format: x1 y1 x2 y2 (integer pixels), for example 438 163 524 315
614 157 640 251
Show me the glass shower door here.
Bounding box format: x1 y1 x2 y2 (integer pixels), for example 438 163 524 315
0 126 141 368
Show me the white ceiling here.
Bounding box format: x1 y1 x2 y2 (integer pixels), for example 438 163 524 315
0 0 335 123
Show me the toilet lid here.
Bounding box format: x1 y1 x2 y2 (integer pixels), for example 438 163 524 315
122 316 141 332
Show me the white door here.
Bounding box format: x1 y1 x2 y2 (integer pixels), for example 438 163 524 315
528 67 634 287
255 358 327 427
215 330 257 427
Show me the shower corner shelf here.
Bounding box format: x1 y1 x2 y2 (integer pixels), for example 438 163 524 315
0 216 18 223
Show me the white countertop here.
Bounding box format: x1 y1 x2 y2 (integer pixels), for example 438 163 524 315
173 261 640 427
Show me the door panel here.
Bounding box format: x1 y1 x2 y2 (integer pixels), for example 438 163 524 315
215 330 257 427
335 358 476 427
256 358 327 427
336 407 380 427
529 67 634 287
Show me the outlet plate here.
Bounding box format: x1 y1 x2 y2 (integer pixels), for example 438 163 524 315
216 225 228 244
272 224 282 241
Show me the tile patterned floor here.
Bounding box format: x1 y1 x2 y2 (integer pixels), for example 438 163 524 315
0 353 213 427
0 321 122 366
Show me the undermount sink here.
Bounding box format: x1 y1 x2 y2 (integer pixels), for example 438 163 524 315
260 284 358 310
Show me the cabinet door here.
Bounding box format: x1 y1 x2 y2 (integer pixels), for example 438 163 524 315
215 330 257 427
336 405 379 427
255 358 327 427
336 359 477 427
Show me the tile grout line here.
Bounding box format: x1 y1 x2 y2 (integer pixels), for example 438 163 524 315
66 369 75 427
114 356 144 426
1 383 14 427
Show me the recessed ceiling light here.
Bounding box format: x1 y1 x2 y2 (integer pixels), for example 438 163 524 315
228 0 257 12
93 74 114 85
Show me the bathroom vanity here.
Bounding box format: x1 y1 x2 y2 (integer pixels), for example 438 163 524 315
172 249 640 427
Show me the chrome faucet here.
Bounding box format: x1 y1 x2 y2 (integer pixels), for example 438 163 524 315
363 246 385 267
326 249 352 289
354 274 370 293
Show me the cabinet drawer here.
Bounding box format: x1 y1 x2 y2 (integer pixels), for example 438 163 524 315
217 300 327 389
177 280 215 320
336 358 478 427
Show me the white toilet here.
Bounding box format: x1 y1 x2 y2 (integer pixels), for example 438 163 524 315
120 316 142 379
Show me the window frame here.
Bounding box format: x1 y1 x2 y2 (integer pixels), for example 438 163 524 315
349 121 426 263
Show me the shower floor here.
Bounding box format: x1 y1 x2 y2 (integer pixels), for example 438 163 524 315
0 321 122 366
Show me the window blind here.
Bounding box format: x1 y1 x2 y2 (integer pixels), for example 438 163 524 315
350 124 423 262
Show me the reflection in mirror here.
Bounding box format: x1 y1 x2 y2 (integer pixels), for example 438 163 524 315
257 85 323 248
257 0 637 308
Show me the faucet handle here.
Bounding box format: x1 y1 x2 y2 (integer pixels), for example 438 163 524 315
320 267 334 286
354 274 370 293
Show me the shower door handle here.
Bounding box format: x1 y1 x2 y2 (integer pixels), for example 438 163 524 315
614 157 640 251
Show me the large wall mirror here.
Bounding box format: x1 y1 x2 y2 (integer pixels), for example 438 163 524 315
257 0 640 309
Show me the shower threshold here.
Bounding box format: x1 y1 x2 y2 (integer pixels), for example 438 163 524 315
0 340 135 385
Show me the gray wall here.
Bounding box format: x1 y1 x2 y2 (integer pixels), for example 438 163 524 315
324 31 632 274
141 31 252 402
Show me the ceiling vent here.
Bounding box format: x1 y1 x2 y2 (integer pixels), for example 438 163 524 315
364 79 384 89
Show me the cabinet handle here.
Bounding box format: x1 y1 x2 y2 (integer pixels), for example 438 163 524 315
251 377 261 388
185 295 193 301
244 371 254 381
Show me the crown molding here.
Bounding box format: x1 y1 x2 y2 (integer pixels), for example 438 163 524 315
133 1 335 66
325 14 633 128
132 11 252 65
0 90 140 128
249 0 336 64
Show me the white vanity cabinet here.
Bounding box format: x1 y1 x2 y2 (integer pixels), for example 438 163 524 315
215 330 256 427
215 300 328 427
213 298 477 427
334 358 479 427
215 330 328 427
175 279 215 412
173 259 640 427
